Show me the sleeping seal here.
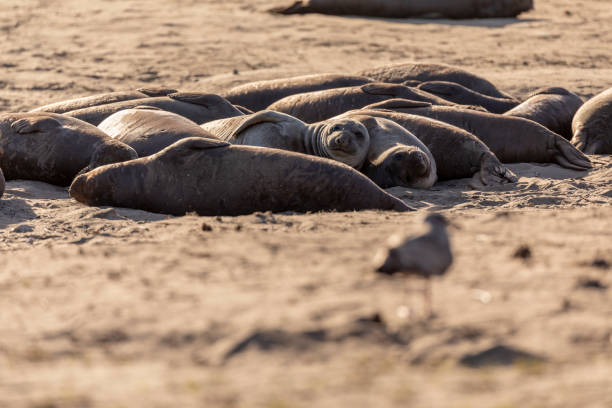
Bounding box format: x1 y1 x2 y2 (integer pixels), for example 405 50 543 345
571 87 612 154
201 110 370 168
69 137 412 215
504 87 583 139
267 83 459 123
30 88 178 114
98 107 216 157
221 74 373 112
416 81 519 114
365 99 592 171
0 112 137 186
65 92 243 126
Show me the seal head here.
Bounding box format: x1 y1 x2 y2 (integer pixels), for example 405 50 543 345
311 118 370 168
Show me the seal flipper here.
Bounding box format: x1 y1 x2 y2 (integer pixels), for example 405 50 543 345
232 111 299 136
268 1 309 14
365 98 432 110
132 105 164 111
475 154 518 186
417 82 457 97
168 92 229 107
554 138 592 169
11 116 62 134
361 83 409 97
137 87 178 97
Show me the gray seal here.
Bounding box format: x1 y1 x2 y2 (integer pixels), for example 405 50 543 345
357 62 514 99
365 99 592 171
69 137 412 215
98 107 216 157
0 112 137 186
267 82 459 123
29 87 178 114
65 92 243 126
571 87 612 154
504 87 583 140
221 74 373 112
416 81 519 113
202 110 370 168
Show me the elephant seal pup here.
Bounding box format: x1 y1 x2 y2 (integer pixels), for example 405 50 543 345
221 74 373 112
347 114 437 189
505 87 583 140
572 87 612 154
201 110 369 168
416 81 519 114
270 0 533 18
65 92 243 126
30 88 178 114
0 112 137 186
343 108 515 185
70 137 412 216
98 107 216 157
0 167 5 199
357 62 514 99
366 99 592 171
267 83 459 123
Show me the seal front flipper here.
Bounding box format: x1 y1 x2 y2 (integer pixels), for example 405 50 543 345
168 92 229 107
11 116 62 134
476 154 518 186
268 1 309 14
553 138 592 170
231 111 297 137
365 99 432 111
361 83 409 97
136 87 178 97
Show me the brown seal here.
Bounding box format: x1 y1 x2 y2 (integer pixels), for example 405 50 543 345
357 62 514 99
267 83 459 123
270 0 533 19
29 88 178 114
221 73 373 112
65 92 243 126
571 87 612 154
416 81 519 114
202 110 370 168
98 107 216 157
69 137 412 216
504 87 583 140
365 99 592 170
0 112 137 186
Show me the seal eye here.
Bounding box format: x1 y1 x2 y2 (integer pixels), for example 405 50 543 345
331 125 341 132
354 131 363 139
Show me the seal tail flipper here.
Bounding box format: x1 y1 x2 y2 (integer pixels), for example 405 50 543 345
554 138 592 169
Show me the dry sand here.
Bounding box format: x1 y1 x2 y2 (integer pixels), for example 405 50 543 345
1 1 611 407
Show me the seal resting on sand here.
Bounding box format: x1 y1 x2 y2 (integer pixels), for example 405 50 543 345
0 112 137 186
270 0 533 19
70 137 412 216
98 107 217 157
65 92 243 126
221 74 373 112
201 110 370 168
364 99 592 171
416 81 519 114
30 88 178 114
357 62 514 99
504 87 583 139
571 87 612 154
267 83 460 123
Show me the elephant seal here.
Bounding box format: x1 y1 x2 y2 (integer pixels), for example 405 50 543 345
267 83 459 123
357 62 514 99
0 167 5 199
221 74 373 112
65 92 243 126
571 87 612 154
0 112 137 186
270 0 533 18
30 88 178 114
201 110 370 168
69 137 412 216
342 108 516 185
98 107 216 157
347 114 437 189
416 81 519 114
504 87 583 140
365 99 592 171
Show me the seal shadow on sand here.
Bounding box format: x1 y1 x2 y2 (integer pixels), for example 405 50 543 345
343 16 543 28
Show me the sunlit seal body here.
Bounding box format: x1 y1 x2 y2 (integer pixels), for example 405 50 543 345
504 87 583 139
571 87 612 154
65 92 243 126
98 107 215 157
416 81 519 114
365 99 592 171
202 110 369 168
70 137 412 216
267 83 458 123
29 88 178 114
0 112 137 186
345 108 517 185
343 114 436 189
357 62 514 99
270 0 533 18
221 74 373 112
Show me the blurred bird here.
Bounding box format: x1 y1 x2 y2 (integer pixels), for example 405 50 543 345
374 213 453 317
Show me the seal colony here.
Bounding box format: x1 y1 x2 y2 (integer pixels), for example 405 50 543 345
3 61 607 216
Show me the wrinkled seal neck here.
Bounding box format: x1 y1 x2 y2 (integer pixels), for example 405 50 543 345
305 123 332 159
